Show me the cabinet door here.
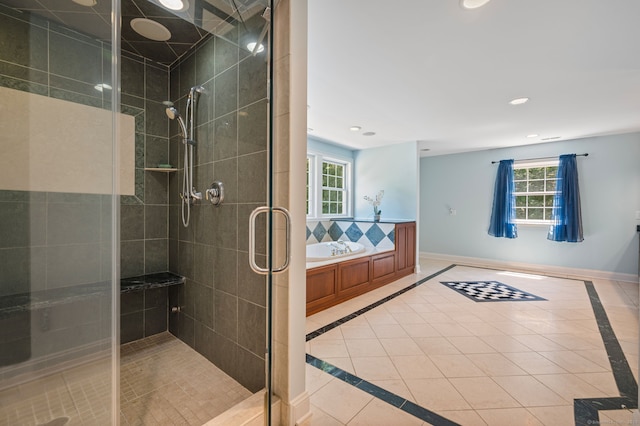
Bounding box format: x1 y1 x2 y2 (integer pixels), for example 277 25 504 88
396 224 407 271
406 222 416 269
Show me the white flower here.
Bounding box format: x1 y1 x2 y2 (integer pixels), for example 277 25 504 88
364 190 384 215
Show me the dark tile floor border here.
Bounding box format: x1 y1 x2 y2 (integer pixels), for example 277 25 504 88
306 264 639 425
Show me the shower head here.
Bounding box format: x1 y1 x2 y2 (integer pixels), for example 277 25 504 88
165 107 188 139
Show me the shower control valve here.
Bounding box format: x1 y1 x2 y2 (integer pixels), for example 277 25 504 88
205 181 224 206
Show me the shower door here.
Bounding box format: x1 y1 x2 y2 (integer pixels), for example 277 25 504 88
0 0 120 424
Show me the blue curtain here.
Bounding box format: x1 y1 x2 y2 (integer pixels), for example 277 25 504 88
488 159 517 238
548 154 583 242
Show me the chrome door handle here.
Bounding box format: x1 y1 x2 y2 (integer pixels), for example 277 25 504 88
248 206 291 275
272 207 291 273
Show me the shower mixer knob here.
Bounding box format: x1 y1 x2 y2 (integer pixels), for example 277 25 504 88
206 181 224 206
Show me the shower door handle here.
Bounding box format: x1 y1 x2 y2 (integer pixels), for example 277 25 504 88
248 206 291 275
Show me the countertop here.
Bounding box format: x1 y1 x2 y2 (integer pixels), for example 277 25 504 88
329 218 415 224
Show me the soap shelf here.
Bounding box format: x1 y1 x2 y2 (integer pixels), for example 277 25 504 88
144 167 177 173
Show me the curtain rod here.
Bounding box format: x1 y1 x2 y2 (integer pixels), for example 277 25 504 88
491 153 588 164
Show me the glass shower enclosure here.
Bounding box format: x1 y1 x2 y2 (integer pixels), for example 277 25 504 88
0 0 277 424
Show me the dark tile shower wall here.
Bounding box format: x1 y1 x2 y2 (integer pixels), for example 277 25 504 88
167 27 269 392
119 51 171 280
0 6 114 366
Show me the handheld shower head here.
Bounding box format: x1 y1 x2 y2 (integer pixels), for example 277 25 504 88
188 86 205 99
165 107 188 139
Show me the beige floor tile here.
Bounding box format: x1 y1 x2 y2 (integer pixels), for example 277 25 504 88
351 357 401 380
310 378 373 424
428 354 485 378
527 405 575 425
492 376 569 407
501 352 567 375
404 378 471 411
574 372 619 395
430 322 476 337
599 409 637 425
340 324 377 340
345 338 387 357
413 337 461 355
479 334 533 353
512 334 567 352
347 398 423 426
370 324 410 338
449 377 520 409
301 404 345 426
391 355 444 379
476 407 544 426
306 364 334 395
533 373 609 399
379 338 424 356
401 323 442 338
466 353 528 376
365 312 399 325
537 350 609 373
309 339 350 358
439 409 488 426
447 336 497 354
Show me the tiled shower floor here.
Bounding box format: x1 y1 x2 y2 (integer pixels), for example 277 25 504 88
0 332 251 425
120 332 252 425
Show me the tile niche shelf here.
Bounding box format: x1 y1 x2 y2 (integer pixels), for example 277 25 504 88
144 167 177 172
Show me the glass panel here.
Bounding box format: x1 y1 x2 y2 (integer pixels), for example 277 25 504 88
546 179 557 191
515 196 526 207
515 181 527 192
529 208 544 219
546 166 558 178
544 208 553 220
529 195 544 207
529 167 544 179
516 207 526 219
529 180 545 192
0 2 118 423
514 168 527 180
545 195 555 207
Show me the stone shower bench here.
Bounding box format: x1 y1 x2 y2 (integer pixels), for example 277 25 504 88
0 272 184 318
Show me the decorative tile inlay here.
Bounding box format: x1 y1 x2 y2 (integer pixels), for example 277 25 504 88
327 222 344 241
345 223 364 242
312 222 327 242
365 223 386 246
306 226 311 240
440 281 546 302
387 228 395 244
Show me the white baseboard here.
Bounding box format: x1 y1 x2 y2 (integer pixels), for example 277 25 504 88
420 252 639 284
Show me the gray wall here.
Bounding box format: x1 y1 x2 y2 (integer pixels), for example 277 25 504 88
420 132 640 276
167 23 269 392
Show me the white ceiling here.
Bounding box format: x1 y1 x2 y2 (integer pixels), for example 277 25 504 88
307 0 640 157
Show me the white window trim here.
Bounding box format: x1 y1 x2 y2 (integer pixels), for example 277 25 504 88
307 151 353 219
513 159 559 226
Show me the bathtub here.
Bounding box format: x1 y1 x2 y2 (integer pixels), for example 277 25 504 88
306 241 366 261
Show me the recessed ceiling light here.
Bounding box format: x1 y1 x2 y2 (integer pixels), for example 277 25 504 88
421 148 430 152
247 42 264 53
362 132 376 136
460 0 491 9
349 126 361 132
159 0 188 11
94 83 112 92
541 136 561 141
526 134 539 138
72 0 97 6
130 18 171 41
307 127 314 132
509 97 529 105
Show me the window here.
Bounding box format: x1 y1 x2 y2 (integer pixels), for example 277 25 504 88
513 161 558 224
306 153 352 218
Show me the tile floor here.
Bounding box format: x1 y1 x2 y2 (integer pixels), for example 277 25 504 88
0 332 252 425
303 258 639 425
